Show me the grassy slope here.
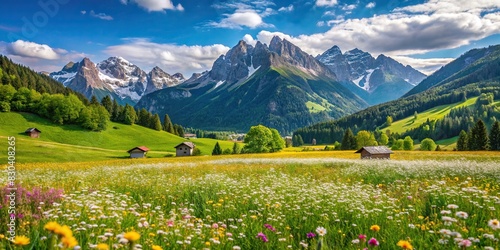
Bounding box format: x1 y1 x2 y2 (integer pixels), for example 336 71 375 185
381 97 478 134
0 112 237 163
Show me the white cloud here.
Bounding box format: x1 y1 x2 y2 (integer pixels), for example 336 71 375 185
278 4 294 12
342 4 356 11
103 38 230 76
7 40 60 60
242 34 257 46
81 10 87 14
395 0 500 15
256 1 500 57
208 0 275 29
391 56 454 75
209 10 270 29
121 0 184 12
90 10 113 21
366 2 375 9
316 0 338 7
317 21 325 27
0 41 88 72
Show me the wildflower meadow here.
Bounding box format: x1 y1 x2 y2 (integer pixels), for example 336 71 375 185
1 153 499 249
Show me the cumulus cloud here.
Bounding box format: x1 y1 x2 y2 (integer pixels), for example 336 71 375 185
89 10 113 21
392 56 454 75
257 1 500 57
254 0 499 73
208 0 275 29
121 0 184 12
278 4 294 12
242 34 257 46
0 41 88 72
316 0 338 7
7 40 60 60
103 38 230 76
366 2 375 9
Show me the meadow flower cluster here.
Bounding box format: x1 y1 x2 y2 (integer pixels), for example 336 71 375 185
0 156 498 249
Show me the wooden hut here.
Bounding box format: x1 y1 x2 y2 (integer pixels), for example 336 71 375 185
355 146 393 159
25 128 41 138
174 142 195 156
127 146 149 158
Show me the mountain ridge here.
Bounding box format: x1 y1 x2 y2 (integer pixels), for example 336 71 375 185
50 57 185 104
135 37 368 134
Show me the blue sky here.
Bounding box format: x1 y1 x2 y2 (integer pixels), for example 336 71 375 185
1 0 499 76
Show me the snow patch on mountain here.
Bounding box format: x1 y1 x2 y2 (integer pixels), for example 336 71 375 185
247 65 260 78
214 80 225 89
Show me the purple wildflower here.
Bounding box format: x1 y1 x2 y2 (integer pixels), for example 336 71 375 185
264 224 276 232
368 237 379 246
257 232 269 242
307 232 316 238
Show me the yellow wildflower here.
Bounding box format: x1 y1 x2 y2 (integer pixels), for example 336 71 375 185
55 225 73 238
370 225 381 232
97 243 110 250
61 236 78 248
44 221 61 232
12 236 30 246
397 240 413 250
152 245 163 250
123 231 141 242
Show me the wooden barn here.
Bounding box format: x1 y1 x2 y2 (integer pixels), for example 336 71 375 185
174 142 195 156
355 146 393 159
25 128 41 138
127 146 149 158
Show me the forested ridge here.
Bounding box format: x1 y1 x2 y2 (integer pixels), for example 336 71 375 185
294 45 500 145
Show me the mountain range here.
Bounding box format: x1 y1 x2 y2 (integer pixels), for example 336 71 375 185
50 57 185 104
316 46 426 105
50 36 426 133
135 37 369 134
294 44 500 143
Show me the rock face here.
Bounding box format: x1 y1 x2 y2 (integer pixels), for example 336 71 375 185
136 37 368 134
317 46 426 105
50 57 184 104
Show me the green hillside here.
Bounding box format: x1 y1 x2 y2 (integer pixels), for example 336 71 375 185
381 97 478 134
0 112 237 163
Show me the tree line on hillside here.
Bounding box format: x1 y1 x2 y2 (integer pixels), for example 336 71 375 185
299 118 500 152
97 95 185 136
294 92 500 147
0 83 184 134
0 55 87 101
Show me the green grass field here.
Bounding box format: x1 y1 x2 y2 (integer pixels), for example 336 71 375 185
381 97 479 134
0 112 237 163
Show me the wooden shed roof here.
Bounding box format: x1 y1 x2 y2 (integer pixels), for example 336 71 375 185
25 128 41 133
127 146 150 153
174 142 195 149
355 146 393 154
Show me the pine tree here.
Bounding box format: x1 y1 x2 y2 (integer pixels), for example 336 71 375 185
122 104 137 125
173 124 185 137
111 99 121 121
163 114 175 134
470 119 489 150
100 95 113 115
232 142 241 154
138 108 151 127
151 114 162 131
456 130 468 151
90 95 99 105
212 142 222 155
341 128 356 150
489 121 500 150
297 134 304 146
